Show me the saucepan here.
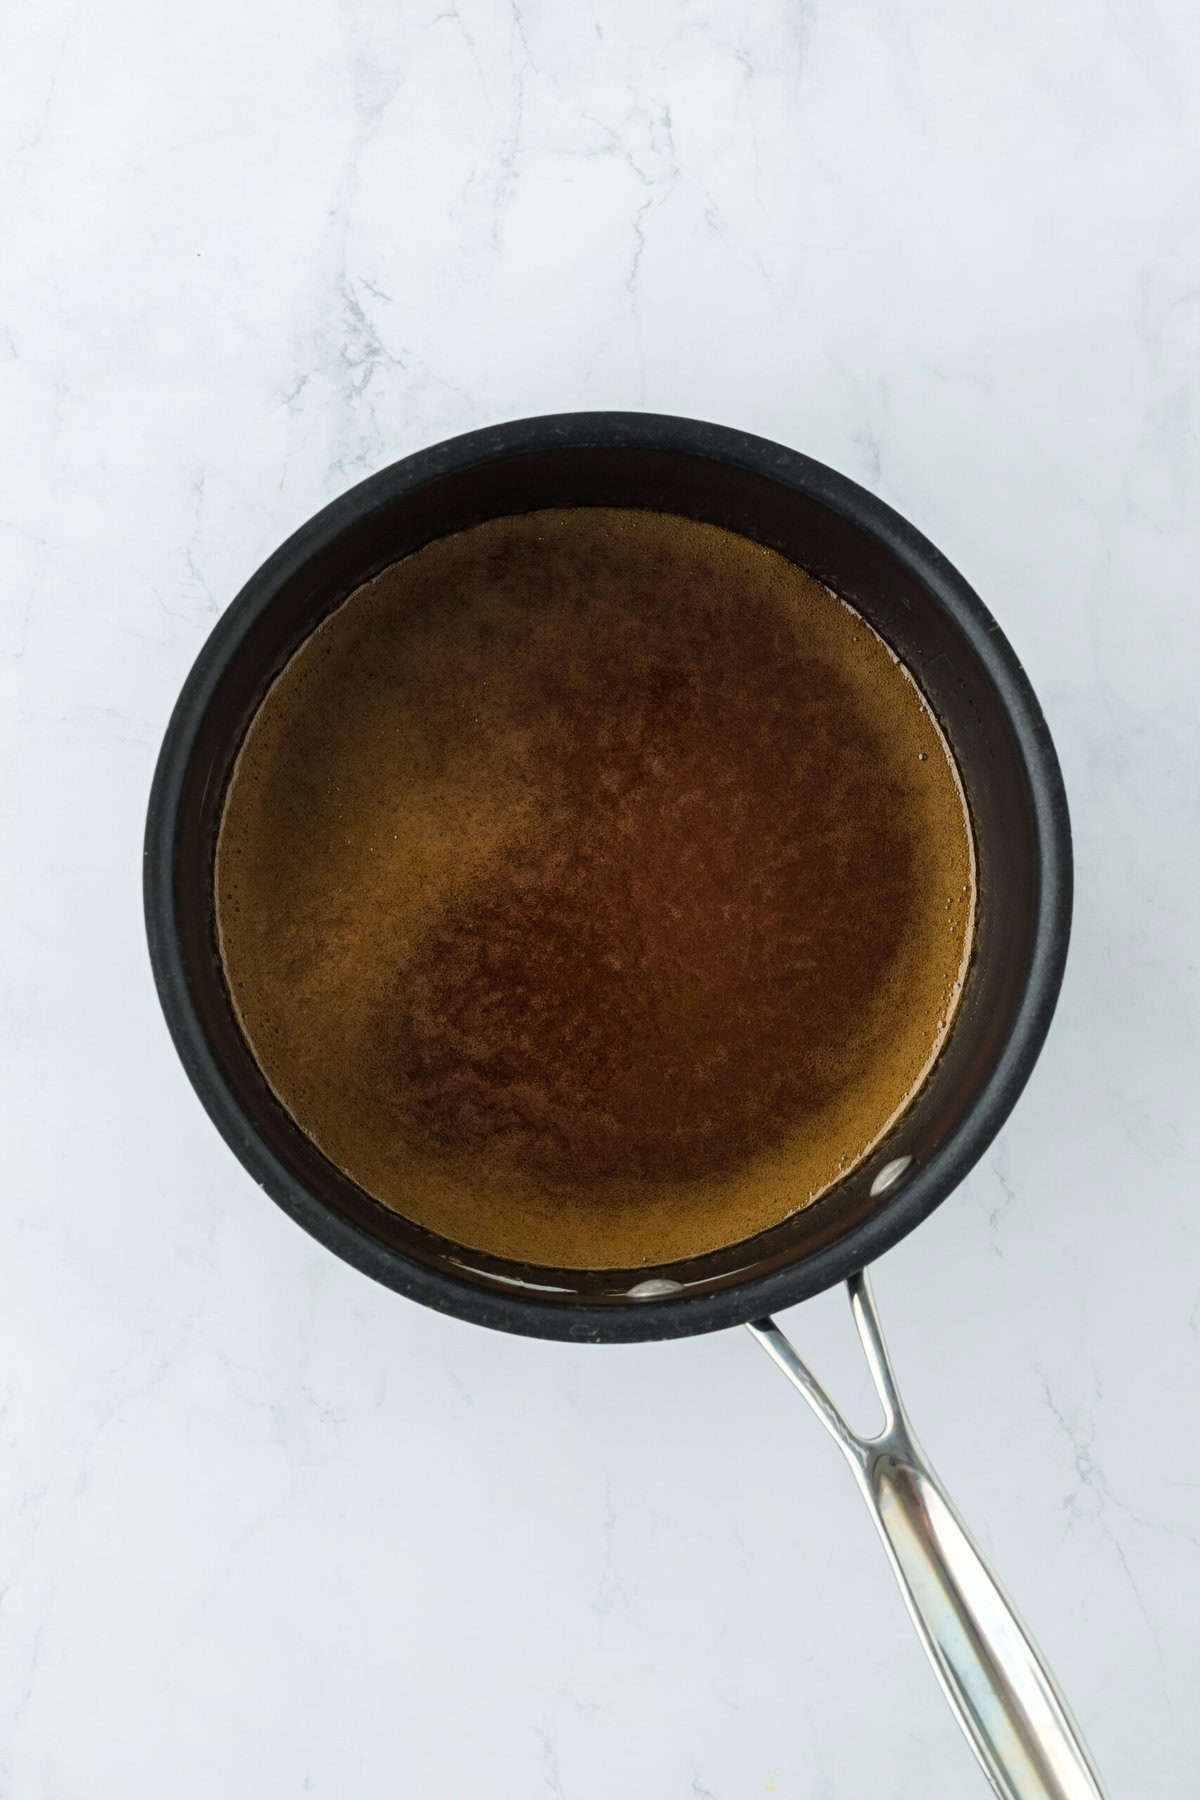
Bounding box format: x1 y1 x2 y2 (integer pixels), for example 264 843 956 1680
144 414 1105 1798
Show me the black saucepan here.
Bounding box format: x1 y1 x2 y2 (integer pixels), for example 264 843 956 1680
144 415 1107 1799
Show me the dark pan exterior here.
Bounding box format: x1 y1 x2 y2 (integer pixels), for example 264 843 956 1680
144 413 1072 1342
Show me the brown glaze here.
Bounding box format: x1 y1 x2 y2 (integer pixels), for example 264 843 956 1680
215 509 974 1268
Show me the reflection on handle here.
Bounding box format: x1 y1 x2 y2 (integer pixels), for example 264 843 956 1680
748 1275 1108 1800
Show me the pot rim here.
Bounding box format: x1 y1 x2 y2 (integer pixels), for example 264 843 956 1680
144 412 1072 1342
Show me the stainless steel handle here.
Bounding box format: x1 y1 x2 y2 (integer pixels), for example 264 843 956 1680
748 1275 1108 1800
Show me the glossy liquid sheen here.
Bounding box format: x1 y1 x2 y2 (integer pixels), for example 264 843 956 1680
216 509 975 1268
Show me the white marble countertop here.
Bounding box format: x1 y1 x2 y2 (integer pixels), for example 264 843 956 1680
4 2 1199 1795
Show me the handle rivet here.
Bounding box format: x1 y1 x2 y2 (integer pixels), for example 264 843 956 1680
870 1155 913 1197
